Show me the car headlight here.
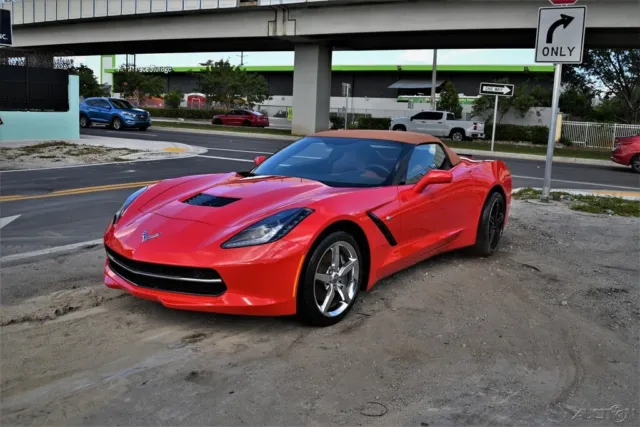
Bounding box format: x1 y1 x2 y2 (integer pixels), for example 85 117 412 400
221 208 314 249
123 112 136 118
113 186 147 224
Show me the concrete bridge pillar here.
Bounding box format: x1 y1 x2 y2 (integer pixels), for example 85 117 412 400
291 44 332 135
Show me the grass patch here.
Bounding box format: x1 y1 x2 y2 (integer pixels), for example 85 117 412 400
513 187 639 217
152 121 294 136
446 140 611 161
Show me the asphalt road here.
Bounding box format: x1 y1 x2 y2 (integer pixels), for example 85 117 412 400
0 126 638 257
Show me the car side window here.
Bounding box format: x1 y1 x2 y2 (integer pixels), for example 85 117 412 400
411 112 430 120
447 113 455 120
96 100 110 108
404 144 449 185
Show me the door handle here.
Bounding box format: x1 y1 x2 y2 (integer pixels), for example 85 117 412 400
438 122 443 124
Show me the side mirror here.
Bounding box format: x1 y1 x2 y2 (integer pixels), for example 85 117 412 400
254 155 267 166
413 170 453 193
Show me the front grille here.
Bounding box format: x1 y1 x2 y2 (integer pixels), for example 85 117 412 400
136 114 147 120
106 247 226 296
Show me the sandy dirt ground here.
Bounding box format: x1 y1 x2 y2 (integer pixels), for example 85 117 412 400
1 200 638 426
0 142 142 170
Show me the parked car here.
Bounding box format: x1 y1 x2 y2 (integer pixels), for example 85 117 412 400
389 110 485 141
212 109 269 127
103 130 512 326
611 132 640 173
80 97 152 131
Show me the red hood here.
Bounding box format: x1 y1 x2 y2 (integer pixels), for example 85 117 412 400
138 173 347 228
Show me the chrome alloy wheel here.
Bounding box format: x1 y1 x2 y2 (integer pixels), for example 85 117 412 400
313 241 359 317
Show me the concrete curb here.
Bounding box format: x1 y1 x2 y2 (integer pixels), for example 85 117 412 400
154 126 300 141
80 134 207 155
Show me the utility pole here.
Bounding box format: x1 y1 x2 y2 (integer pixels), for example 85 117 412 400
431 49 438 111
238 52 248 66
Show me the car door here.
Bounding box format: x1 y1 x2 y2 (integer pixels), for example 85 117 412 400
228 110 243 126
421 111 446 136
408 111 430 133
94 99 113 123
392 143 476 262
84 100 102 122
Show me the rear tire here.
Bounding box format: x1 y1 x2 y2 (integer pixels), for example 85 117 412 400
212 118 222 125
471 191 506 257
79 114 91 128
297 231 362 327
392 125 406 131
631 154 640 173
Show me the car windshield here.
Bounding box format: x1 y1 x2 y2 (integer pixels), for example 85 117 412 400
109 99 134 109
252 136 410 187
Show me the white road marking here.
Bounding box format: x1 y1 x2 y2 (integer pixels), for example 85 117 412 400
0 154 200 173
196 154 254 163
513 175 640 191
0 238 103 263
0 215 21 230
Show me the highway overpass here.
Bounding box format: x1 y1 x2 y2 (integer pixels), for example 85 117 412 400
3 0 639 133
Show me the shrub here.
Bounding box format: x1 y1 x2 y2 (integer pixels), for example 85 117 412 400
357 117 391 130
559 136 573 146
529 126 549 145
330 116 344 129
485 124 550 144
146 107 226 119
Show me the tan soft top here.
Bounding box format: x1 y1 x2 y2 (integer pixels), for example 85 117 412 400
311 129 461 166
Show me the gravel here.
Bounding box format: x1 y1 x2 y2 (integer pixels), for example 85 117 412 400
1 200 638 426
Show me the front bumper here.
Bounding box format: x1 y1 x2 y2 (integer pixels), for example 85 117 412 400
122 115 151 127
103 238 305 316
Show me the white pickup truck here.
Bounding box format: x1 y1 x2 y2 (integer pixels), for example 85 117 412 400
389 110 485 141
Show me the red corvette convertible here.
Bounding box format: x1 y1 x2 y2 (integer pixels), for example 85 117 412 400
104 130 512 326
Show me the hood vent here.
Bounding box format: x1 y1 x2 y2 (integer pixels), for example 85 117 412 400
183 193 241 207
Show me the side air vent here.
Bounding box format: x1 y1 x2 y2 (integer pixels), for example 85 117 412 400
183 193 241 207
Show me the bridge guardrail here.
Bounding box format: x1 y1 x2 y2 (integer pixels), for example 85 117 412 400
2 0 324 25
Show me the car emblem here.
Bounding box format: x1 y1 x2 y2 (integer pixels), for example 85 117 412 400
141 230 161 242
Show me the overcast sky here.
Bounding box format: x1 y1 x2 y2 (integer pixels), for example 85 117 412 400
74 49 537 77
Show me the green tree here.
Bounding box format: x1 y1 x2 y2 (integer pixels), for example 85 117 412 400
436 81 462 118
196 59 270 109
559 86 593 120
68 65 109 98
564 49 640 123
164 89 184 109
114 65 165 106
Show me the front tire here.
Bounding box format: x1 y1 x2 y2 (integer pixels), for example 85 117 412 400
450 129 465 142
297 231 362 326
111 117 123 130
471 191 506 257
392 125 406 131
631 154 640 173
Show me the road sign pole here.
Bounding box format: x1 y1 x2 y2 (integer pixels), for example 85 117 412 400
491 95 499 152
541 63 563 202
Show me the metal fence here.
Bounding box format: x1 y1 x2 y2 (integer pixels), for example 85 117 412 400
561 121 640 149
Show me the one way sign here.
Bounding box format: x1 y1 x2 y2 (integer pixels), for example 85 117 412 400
479 82 514 97
535 6 586 64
